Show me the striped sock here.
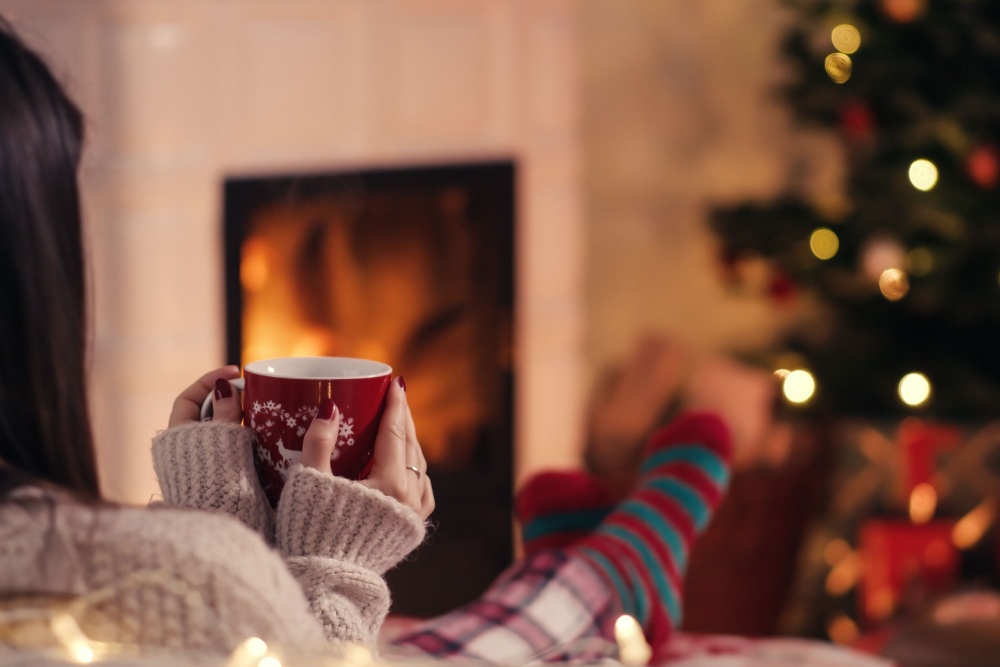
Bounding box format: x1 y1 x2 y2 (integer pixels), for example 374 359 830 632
516 470 614 556
572 411 732 649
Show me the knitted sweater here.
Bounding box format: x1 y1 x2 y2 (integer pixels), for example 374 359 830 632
0 421 426 654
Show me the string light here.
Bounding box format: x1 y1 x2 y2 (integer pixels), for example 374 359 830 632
899 372 931 406
613 615 651 667
809 228 840 260
825 53 852 83
909 158 939 190
49 613 98 664
782 369 816 404
831 24 861 54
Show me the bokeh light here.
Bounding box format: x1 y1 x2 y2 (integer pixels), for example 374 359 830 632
952 499 996 550
909 482 937 524
909 158 939 191
831 24 861 54
827 614 859 645
906 247 934 276
810 228 840 260
882 0 927 23
862 236 906 281
879 268 909 301
825 53 853 83
899 372 931 406
783 369 816 404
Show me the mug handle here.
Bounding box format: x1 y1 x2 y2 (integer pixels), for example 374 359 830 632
200 377 246 421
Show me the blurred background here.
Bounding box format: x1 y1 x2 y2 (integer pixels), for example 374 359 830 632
3 0 1000 663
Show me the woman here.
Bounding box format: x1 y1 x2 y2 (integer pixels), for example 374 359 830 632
0 16 733 664
0 18 432 654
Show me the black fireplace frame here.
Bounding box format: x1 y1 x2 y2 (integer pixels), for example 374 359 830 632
222 160 516 616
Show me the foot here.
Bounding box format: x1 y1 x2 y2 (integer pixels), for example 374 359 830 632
584 336 689 495
516 470 614 556
573 411 733 651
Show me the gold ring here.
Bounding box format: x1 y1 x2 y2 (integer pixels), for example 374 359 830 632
405 465 422 479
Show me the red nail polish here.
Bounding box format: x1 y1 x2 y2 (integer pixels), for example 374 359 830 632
318 399 337 420
214 378 232 400
396 376 406 392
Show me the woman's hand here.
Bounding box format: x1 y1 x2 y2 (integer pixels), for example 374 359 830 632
299 377 435 520
168 365 243 428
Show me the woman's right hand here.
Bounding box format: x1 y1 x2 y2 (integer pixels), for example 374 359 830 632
298 377 435 520
168 366 243 428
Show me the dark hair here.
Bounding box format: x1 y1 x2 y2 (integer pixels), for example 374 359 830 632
0 19 100 499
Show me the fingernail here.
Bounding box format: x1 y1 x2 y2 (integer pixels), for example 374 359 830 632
214 378 232 400
396 376 406 392
318 399 337 421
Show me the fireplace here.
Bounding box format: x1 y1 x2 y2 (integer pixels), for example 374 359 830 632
2 0 584 551
224 161 515 615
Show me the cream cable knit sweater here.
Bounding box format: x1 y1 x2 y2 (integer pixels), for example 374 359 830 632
0 421 426 654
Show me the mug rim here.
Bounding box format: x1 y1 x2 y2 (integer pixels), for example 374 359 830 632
244 356 392 380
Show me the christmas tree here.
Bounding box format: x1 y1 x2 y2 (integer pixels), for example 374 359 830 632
712 0 1000 420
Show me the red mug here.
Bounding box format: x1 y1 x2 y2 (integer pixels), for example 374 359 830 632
203 356 392 507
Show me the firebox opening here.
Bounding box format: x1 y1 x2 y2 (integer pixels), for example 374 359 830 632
224 161 516 616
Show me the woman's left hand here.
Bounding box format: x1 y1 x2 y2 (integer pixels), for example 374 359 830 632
168 365 243 428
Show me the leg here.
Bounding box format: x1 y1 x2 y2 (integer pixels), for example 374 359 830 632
384 550 620 664
516 470 613 557
388 412 732 664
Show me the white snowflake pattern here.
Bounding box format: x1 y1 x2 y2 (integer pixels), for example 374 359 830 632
337 417 355 447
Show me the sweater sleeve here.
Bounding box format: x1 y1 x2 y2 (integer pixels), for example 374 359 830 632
275 466 426 646
151 421 273 540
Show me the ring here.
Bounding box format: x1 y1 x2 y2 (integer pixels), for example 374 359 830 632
405 465 422 479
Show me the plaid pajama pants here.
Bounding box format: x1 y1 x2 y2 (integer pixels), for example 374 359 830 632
384 550 624 665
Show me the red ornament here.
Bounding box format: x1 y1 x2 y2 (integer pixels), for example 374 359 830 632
840 100 875 143
967 145 1000 189
767 271 796 306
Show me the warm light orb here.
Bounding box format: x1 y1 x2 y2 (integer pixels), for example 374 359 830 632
70 644 95 664
614 614 652 667
810 228 840 260
909 482 937 524
783 369 816 404
831 24 861 54
953 499 996 549
899 372 931 406
906 247 934 276
879 268 909 301
882 0 927 23
827 614 859 645
825 53 853 83
243 638 268 658
258 657 283 667
909 158 939 191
